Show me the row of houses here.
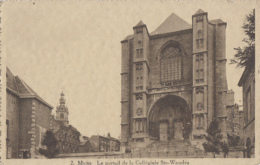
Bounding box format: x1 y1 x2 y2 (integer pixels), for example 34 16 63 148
6 67 120 159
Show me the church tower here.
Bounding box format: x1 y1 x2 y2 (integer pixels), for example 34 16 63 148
191 9 209 143
56 91 69 126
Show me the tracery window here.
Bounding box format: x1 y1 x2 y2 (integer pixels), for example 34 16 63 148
196 30 204 49
160 46 182 83
195 54 204 83
136 63 143 90
135 119 146 133
196 114 204 129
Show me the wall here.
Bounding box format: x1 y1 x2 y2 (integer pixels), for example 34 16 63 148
6 91 20 158
19 99 32 152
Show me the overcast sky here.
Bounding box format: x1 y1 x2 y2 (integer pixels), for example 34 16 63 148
3 1 255 138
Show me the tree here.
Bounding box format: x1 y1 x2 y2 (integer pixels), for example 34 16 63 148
227 133 240 147
202 119 228 158
39 130 59 158
230 9 255 68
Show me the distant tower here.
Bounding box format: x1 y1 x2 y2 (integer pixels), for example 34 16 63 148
56 91 69 126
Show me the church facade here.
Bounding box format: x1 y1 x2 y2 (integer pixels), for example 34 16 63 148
120 9 232 152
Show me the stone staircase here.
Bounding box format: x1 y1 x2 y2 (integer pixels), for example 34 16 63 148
120 140 210 158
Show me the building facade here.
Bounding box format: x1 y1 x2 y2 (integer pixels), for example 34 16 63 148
52 92 81 154
79 136 93 153
89 135 120 152
107 134 120 152
6 67 53 158
120 9 233 152
90 135 110 152
238 66 255 157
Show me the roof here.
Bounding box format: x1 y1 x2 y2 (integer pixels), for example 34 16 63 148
107 136 120 143
123 34 134 41
195 9 205 15
6 67 19 93
209 19 226 24
122 12 191 42
238 66 254 86
68 125 80 134
135 20 145 27
150 13 191 35
6 67 53 108
80 139 90 145
53 120 80 135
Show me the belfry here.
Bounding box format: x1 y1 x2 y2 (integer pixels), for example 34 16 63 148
120 9 232 152
56 91 69 126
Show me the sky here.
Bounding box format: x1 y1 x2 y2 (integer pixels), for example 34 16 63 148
3 0 256 139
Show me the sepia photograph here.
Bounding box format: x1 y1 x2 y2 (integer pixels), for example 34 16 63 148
0 0 258 164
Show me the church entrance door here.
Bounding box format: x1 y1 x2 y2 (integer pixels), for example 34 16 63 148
174 121 183 140
149 95 192 141
159 122 168 141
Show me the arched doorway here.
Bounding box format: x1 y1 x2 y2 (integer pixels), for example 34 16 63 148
149 95 192 141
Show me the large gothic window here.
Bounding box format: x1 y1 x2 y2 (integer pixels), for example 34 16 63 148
161 46 182 82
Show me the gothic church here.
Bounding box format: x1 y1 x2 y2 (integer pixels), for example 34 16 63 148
120 9 233 152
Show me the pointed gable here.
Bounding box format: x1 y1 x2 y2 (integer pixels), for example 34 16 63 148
133 20 147 29
136 20 145 26
150 13 191 35
195 9 205 15
6 66 53 108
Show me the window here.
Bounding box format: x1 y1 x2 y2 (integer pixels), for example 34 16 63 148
196 17 203 22
196 40 200 49
196 30 204 49
136 63 143 90
135 119 144 133
197 30 202 38
246 88 251 122
196 115 204 129
136 49 143 58
135 119 146 133
195 54 204 83
161 46 182 83
137 28 143 33
6 120 9 140
60 113 64 119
